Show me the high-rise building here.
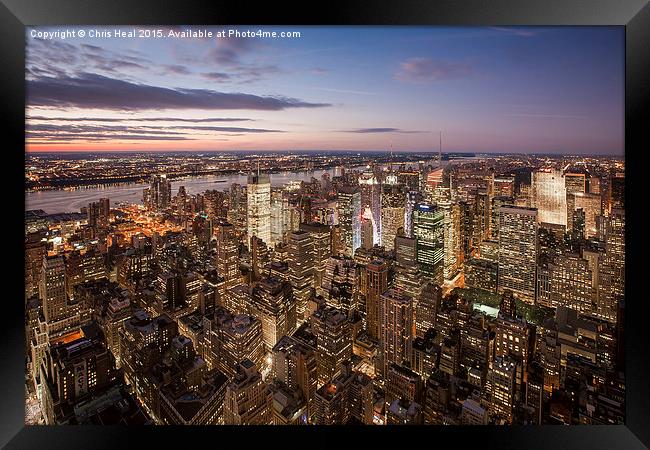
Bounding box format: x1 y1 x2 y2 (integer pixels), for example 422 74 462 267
248 277 297 351
531 169 567 227
416 282 441 338
393 233 424 305
365 260 389 341
204 308 265 378
380 289 414 376
288 230 315 324
270 191 290 246
311 306 352 386
573 192 601 238
337 186 361 256
564 172 586 232
301 222 332 291
498 206 538 303
381 185 406 251
412 203 444 285
271 334 318 419
439 201 462 281
214 221 240 285
485 356 517 423
359 170 381 246
247 171 272 246
148 174 172 211
223 360 272 425
40 256 68 323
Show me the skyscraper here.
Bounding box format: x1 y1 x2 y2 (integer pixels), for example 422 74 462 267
337 186 361 257
148 174 172 211
311 306 352 386
288 230 315 324
223 360 272 425
498 206 539 303
381 185 406 251
40 255 67 323
359 170 381 246
247 171 272 246
365 259 389 341
249 277 297 351
380 289 414 376
412 203 444 285
531 169 567 227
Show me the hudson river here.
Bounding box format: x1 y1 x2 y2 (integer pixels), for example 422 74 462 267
26 168 346 214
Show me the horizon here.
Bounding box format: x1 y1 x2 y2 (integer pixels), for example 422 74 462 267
26 26 624 155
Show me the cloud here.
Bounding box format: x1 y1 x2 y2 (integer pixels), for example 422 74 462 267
395 58 473 83
344 128 425 134
27 73 332 111
27 115 254 123
310 67 329 75
200 72 233 81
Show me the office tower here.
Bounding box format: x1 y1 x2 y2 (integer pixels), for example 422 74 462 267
564 172 586 231
380 289 414 376
494 296 532 377
40 256 67 323
609 173 625 211
288 230 315 324
498 206 539 303
573 192 601 238
490 196 513 241
300 222 331 291
439 201 462 281
439 336 461 377
249 277 297 351
148 174 172 211
536 253 595 314
321 256 358 313
474 191 491 244
393 233 424 304
485 356 517 423
531 169 567 227
337 186 361 256
365 260 389 341
360 209 375 250
404 191 423 238
381 185 406 251
250 235 270 283
214 221 240 285
358 170 381 246
205 308 265 378
87 198 110 235
247 171 272 246
465 257 498 293
385 362 423 408
25 231 47 299
460 315 493 381
412 203 444 285
272 335 319 419
65 250 107 299
348 371 374 424
415 282 441 338
223 360 272 425
311 306 352 386
270 191 290 246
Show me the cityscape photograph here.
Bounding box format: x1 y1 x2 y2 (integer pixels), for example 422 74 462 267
24 26 625 426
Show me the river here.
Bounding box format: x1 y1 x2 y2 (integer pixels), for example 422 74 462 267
25 168 355 214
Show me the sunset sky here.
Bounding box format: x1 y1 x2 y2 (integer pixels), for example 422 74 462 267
26 26 624 154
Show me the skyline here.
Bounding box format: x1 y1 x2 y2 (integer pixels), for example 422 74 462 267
26 26 624 155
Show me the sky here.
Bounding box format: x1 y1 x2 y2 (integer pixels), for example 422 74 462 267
25 26 624 155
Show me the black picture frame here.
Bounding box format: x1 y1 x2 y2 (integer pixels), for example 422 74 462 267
1 0 648 448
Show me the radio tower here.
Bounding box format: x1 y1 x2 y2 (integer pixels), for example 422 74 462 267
439 130 442 167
